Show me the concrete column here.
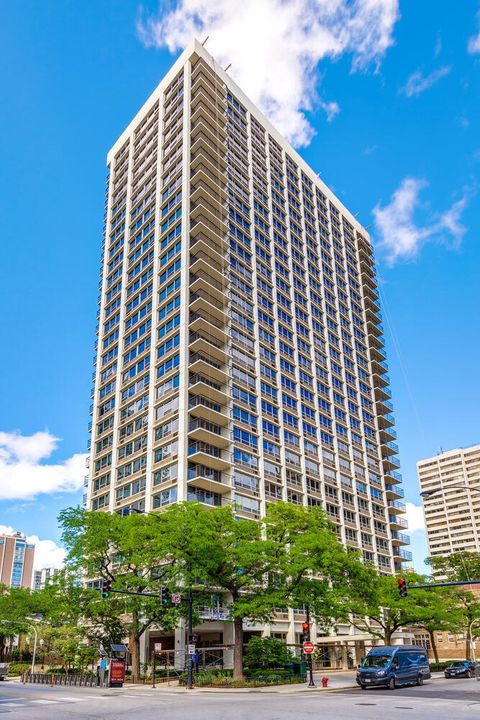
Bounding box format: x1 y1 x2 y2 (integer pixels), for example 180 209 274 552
222 620 234 670
175 621 186 670
140 630 149 668
341 643 349 669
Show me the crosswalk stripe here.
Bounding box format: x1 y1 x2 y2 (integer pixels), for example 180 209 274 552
31 699 60 704
0 703 25 708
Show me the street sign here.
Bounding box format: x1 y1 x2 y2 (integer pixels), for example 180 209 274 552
154 643 162 652
187 644 196 655
171 592 182 605
303 641 314 655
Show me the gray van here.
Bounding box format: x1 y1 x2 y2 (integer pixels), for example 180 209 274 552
356 646 431 690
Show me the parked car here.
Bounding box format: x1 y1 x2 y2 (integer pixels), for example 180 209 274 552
0 663 8 680
356 646 431 690
444 661 477 678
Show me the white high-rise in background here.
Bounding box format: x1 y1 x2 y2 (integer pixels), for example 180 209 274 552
418 443 480 557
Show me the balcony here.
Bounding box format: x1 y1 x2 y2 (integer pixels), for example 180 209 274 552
189 352 228 385
188 395 229 426
387 498 406 513
374 384 392 403
188 417 230 449
379 426 397 444
382 441 399 458
190 311 228 344
190 271 227 306
189 370 228 402
189 332 227 364
383 457 401 475
187 464 231 493
188 441 231 471
394 548 413 562
391 531 410 545
377 413 394 431
389 515 408 529
386 484 405 498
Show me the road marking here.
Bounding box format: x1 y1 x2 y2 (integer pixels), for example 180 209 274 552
31 699 61 704
0 703 24 708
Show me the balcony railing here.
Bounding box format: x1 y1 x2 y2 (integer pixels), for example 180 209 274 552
188 441 221 458
386 485 405 498
391 531 410 544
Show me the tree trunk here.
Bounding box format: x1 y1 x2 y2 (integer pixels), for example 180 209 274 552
466 625 472 661
384 629 393 646
233 616 244 681
428 630 439 664
129 629 141 683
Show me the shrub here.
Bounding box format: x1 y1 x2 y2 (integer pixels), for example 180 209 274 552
5 663 31 676
244 636 295 669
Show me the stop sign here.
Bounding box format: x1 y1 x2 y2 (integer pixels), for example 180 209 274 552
303 641 314 654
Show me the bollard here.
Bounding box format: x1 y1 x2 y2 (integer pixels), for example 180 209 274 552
51 673 54 687
321 676 329 688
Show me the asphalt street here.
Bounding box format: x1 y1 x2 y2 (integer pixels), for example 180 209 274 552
1 677 480 719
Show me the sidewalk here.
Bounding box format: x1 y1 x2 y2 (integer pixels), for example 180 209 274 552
123 670 358 694
124 670 446 694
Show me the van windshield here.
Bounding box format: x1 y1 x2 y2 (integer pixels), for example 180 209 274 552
361 656 391 669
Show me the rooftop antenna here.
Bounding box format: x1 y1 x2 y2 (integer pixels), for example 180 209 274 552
354 211 360 218
202 36 209 46
224 63 231 72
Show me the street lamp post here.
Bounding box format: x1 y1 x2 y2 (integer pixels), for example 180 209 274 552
30 625 38 675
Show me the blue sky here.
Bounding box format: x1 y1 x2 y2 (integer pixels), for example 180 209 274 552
0 0 478 571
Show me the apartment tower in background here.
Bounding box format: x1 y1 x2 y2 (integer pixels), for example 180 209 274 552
418 443 480 558
0 532 35 589
86 39 409 662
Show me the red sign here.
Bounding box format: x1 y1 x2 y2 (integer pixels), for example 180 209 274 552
109 659 126 686
303 641 314 655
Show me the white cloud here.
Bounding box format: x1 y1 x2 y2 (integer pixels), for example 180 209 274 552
0 524 65 572
0 431 86 501
400 65 451 98
373 177 470 265
405 502 426 534
468 12 480 54
137 0 399 147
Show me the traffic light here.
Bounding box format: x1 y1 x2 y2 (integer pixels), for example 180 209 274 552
102 578 112 599
161 587 171 605
301 621 310 643
397 578 408 598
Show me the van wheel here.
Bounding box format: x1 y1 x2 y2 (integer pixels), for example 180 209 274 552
416 674 423 686
360 685 366 690
388 677 396 690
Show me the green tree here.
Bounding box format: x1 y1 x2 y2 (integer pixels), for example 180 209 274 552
428 552 480 660
244 636 294 669
262 502 376 632
350 571 446 645
59 507 179 682
0 584 52 662
158 501 369 680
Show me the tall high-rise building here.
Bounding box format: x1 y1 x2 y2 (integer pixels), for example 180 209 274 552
418 443 480 558
0 532 35 589
86 39 409 663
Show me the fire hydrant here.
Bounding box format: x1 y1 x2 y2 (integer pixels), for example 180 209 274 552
321 676 329 688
